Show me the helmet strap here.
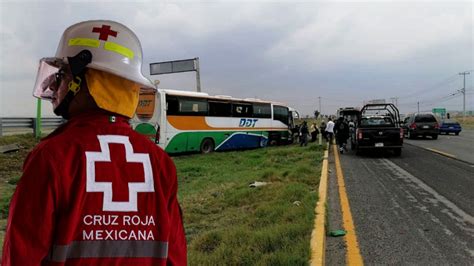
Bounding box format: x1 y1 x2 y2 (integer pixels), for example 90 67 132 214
54 50 92 119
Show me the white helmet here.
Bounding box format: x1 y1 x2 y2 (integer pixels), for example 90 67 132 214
54 20 152 88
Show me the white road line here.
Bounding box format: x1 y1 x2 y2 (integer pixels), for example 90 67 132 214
380 159 474 226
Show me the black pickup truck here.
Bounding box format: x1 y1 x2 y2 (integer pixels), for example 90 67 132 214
351 103 403 156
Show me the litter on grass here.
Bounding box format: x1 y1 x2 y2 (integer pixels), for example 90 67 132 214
249 181 270 188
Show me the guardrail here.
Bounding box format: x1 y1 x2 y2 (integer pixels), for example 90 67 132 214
0 117 65 137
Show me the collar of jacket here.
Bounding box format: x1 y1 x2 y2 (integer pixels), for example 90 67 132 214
67 110 130 125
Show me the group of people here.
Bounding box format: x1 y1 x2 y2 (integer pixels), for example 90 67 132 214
296 121 318 146
297 117 353 154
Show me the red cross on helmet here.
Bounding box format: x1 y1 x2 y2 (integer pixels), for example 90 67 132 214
57 20 153 89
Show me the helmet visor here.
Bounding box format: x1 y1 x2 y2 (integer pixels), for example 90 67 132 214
32 58 68 101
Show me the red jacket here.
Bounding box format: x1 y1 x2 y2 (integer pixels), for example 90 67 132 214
2 112 187 265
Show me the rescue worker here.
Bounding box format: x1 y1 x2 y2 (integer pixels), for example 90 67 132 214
335 117 350 153
299 121 309 146
309 122 319 142
2 20 187 265
325 118 335 144
319 120 327 142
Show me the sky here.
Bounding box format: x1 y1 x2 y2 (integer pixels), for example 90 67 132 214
1 0 473 118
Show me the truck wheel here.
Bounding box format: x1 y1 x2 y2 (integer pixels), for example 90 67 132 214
455 132 459 136
200 138 215 154
432 134 438 140
393 148 402 156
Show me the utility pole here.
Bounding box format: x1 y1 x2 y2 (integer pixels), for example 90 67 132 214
459 71 470 122
318 97 322 115
417 101 420 113
195 57 201 92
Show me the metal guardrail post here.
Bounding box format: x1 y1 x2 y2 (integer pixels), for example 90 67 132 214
32 118 38 137
36 98 42 138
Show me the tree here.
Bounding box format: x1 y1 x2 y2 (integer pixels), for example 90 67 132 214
314 110 320 119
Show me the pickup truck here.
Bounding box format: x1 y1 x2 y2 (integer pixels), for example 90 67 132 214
351 103 403 156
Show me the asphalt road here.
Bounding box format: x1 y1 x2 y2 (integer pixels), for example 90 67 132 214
404 128 474 165
329 144 474 264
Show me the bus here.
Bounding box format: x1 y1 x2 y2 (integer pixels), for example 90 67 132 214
131 89 296 154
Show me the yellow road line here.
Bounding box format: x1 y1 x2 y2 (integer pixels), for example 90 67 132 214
310 149 329 266
425 148 456 159
333 144 364 266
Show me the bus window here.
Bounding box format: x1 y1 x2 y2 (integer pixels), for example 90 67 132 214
273 105 289 126
209 101 232 116
166 95 179 115
136 89 156 119
166 96 208 116
179 98 208 115
252 103 271 118
232 103 252 117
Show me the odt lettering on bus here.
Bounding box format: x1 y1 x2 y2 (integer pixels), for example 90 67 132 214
239 118 258 127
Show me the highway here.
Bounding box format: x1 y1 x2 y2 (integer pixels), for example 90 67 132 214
404 129 474 164
325 139 474 264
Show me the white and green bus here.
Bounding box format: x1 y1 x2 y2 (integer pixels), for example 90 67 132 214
131 89 297 154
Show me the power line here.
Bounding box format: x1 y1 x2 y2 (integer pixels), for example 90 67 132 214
397 74 459 99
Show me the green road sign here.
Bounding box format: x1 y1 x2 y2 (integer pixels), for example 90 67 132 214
432 108 446 118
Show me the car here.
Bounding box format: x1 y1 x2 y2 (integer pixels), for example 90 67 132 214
402 113 439 140
439 119 462 135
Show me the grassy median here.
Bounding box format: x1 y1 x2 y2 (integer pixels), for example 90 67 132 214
176 144 323 264
0 134 323 263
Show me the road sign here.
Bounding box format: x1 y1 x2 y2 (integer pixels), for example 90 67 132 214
149 58 201 92
432 108 446 118
150 58 197 75
432 108 446 115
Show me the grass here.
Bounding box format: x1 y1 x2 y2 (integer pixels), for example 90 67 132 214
453 115 474 129
0 134 324 263
0 133 42 247
176 144 324 264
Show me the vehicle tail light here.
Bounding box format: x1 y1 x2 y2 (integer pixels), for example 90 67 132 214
409 123 417 129
357 129 363 140
400 128 404 139
434 123 439 129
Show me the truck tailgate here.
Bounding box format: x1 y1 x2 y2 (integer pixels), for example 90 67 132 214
358 127 403 148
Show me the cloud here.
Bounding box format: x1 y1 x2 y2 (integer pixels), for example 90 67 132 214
1 1 472 117
266 2 471 71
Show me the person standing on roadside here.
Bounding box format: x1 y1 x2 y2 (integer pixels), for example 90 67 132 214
320 120 327 142
335 117 350 153
325 118 335 144
310 122 319 142
299 121 309 146
2 20 187 265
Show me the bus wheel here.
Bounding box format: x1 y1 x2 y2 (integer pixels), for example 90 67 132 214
200 138 215 154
